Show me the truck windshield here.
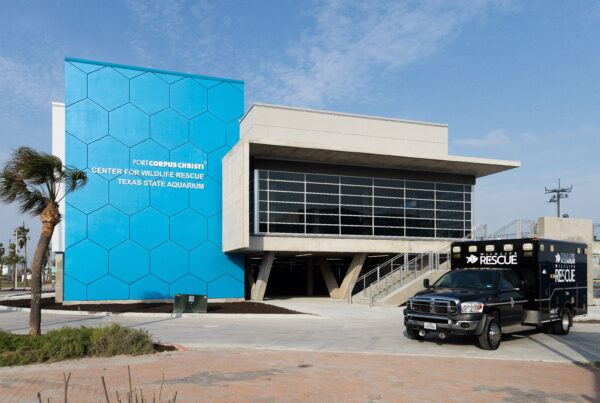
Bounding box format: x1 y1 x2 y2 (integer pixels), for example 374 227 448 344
432 270 499 290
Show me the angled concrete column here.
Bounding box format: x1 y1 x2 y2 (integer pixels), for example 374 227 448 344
54 252 64 303
306 257 314 296
332 253 367 300
251 252 274 301
246 264 256 299
318 257 340 297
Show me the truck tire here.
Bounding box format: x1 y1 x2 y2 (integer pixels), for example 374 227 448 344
478 316 501 350
552 308 571 335
405 326 423 340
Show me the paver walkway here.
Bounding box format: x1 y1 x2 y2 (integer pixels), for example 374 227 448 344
0 348 598 402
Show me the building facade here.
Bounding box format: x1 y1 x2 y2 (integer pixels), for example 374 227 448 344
53 59 520 302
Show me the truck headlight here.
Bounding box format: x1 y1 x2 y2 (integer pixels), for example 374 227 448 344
460 302 484 313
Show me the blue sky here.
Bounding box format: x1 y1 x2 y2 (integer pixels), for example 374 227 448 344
0 0 599 257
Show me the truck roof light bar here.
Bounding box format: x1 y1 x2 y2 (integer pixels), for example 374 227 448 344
452 246 461 253
468 245 477 252
503 244 513 251
522 243 533 251
485 245 495 252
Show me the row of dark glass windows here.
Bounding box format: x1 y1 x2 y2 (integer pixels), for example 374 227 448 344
257 171 471 193
260 180 471 200
257 222 466 238
260 202 472 220
259 194 470 211
260 214 470 229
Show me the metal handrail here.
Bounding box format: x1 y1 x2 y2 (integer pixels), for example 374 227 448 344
485 219 537 240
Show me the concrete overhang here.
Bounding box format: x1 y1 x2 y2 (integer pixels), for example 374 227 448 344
245 137 520 178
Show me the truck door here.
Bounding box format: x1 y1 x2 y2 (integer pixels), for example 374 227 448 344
499 270 526 326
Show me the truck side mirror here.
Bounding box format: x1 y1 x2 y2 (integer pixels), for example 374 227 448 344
423 278 430 288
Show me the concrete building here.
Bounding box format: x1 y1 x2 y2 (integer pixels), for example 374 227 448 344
52 58 524 303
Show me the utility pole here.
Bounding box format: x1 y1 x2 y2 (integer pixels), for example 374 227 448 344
545 179 572 218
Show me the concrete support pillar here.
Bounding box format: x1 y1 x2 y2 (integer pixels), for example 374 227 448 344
306 257 314 296
332 253 367 300
55 252 64 303
318 257 340 297
251 252 274 301
246 264 256 299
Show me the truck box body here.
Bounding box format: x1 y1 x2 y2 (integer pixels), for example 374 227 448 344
451 238 588 323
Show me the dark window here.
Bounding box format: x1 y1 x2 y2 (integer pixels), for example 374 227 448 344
406 181 434 190
406 228 435 237
269 191 304 202
374 197 403 208
405 209 434 218
465 193 471 202
269 212 304 224
436 201 463 211
268 180 304 192
341 176 371 186
374 178 404 188
258 170 268 179
306 225 339 234
374 217 404 227
374 187 404 198
375 227 404 236
436 192 463 201
259 190 268 201
406 189 434 199
306 174 338 184
404 200 434 209
342 185 372 196
436 210 463 220
259 179 268 190
406 219 434 228
269 223 304 233
270 171 304 181
374 207 404 217
436 183 463 192
269 202 304 213
341 216 372 226
341 195 371 206
341 205 372 215
436 220 464 229
307 193 338 204
306 204 338 215
341 226 372 235
307 214 339 225
307 183 338 194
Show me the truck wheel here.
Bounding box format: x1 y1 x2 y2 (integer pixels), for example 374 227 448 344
478 317 501 350
406 326 423 340
552 308 571 335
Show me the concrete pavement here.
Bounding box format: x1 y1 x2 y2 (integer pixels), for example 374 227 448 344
1 298 599 363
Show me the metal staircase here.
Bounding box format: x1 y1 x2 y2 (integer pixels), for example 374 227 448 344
350 246 451 307
349 219 538 307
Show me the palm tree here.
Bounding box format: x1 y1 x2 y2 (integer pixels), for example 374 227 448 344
6 241 18 289
16 224 30 287
0 147 87 335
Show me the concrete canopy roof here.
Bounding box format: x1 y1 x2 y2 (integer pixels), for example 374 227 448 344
246 138 520 179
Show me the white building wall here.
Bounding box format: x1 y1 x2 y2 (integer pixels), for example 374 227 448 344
241 103 448 157
51 102 65 253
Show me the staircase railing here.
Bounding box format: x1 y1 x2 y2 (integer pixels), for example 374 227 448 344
482 219 537 240
350 245 451 306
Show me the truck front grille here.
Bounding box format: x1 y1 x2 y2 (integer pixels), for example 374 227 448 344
410 299 457 315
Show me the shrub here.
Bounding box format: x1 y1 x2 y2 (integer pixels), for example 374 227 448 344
0 324 154 366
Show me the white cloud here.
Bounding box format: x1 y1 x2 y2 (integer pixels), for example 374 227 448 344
252 1 511 108
454 129 510 148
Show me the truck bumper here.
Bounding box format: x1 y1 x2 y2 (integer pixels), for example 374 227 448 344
404 309 487 335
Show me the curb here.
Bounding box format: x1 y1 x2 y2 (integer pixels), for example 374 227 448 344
0 305 320 319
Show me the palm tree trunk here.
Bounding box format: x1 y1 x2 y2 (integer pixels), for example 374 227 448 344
29 205 60 335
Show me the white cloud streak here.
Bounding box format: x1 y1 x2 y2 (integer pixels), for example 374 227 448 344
454 129 511 148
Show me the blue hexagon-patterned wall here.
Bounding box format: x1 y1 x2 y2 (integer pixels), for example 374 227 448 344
64 58 244 301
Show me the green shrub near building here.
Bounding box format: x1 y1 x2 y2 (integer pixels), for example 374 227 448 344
0 324 154 366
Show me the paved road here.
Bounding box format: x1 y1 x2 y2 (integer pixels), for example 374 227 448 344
2 298 599 363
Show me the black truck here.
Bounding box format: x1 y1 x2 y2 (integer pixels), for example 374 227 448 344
403 238 588 349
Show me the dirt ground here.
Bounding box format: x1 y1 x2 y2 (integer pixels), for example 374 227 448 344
0 297 301 314
0 347 598 402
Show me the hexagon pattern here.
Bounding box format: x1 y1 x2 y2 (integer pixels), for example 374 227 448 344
110 104 149 146
151 108 189 150
88 67 129 110
64 59 244 301
190 113 226 152
170 209 207 250
171 79 207 118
